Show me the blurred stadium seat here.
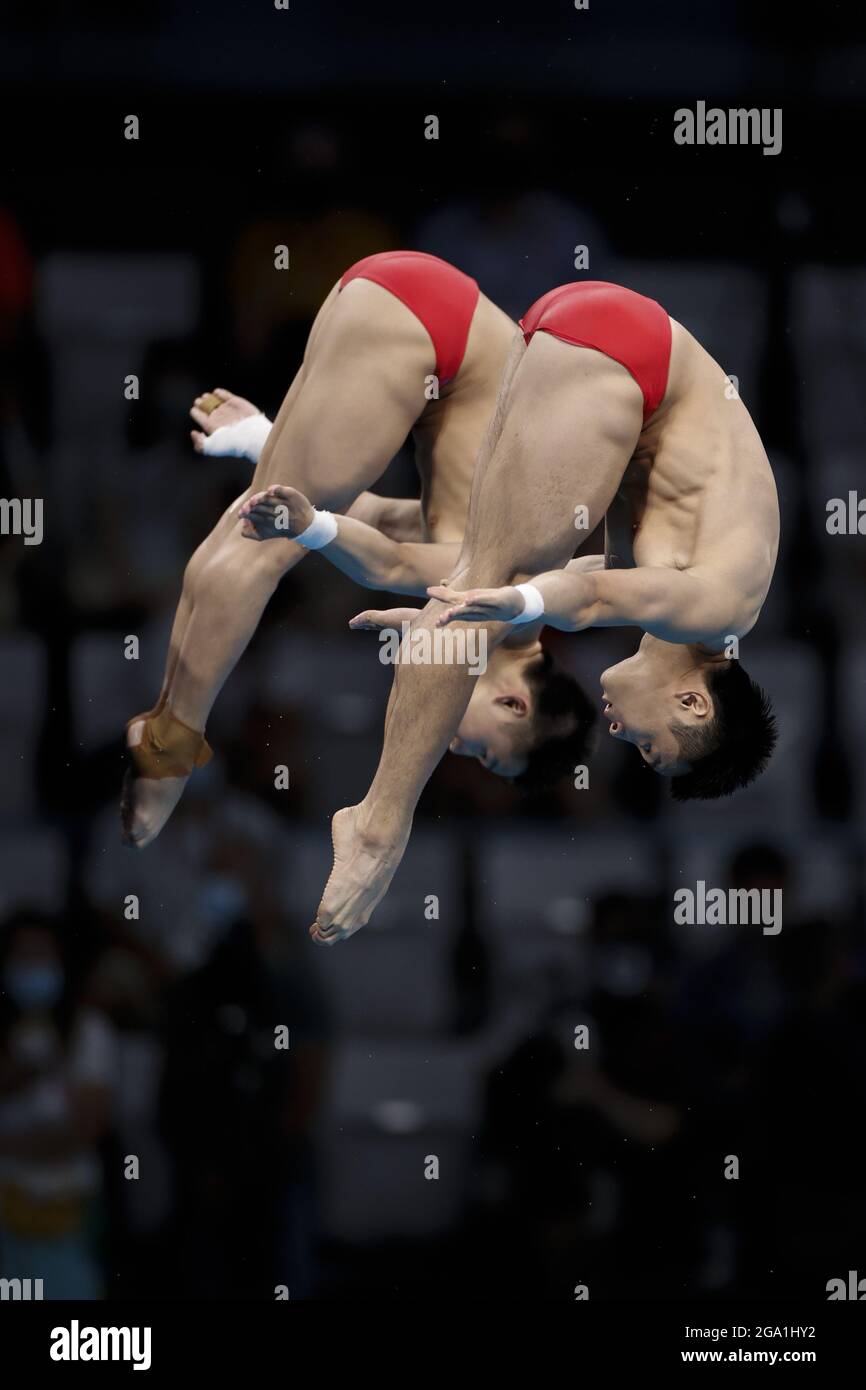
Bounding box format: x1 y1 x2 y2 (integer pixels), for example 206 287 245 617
317 1037 484 1241
475 826 661 992
791 265 866 455
258 630 392 716
71 623 171 755
617 260 769 410
0 825 68 916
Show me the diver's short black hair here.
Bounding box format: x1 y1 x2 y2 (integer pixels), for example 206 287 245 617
513 651 597 793
669 660 777 802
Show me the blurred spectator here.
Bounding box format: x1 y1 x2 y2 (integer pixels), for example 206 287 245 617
0 910 116 1299
86 945 171 1297
477 893 686 1297
158 831 332 1298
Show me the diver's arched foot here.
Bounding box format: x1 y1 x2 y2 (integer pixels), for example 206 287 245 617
120 708 211 849
310 804 410 945
120 762 189 850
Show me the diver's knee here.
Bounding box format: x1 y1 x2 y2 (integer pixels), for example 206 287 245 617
234 528 298 582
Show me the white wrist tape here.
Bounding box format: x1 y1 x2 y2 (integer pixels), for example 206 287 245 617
509 582 545 625
294 508 339 550
201 413 272 462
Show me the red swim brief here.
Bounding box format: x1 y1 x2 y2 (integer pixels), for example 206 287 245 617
519 280 672 421
340 251 480 385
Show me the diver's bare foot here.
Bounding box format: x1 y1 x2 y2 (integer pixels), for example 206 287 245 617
310 805 410 945
120 720 190 850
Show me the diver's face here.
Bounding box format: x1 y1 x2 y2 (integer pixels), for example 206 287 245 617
450 683 530 779
601 649 707 776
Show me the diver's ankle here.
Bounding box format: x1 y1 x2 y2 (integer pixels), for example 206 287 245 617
355 799 411 853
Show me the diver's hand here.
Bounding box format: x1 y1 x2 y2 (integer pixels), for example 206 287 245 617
190 388 264 454
238 485 315 542
427 583 524 626
349 607 422 631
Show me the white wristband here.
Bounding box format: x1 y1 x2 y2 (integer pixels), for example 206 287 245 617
201 413 273 462
294 508 339 550
509 582 545 625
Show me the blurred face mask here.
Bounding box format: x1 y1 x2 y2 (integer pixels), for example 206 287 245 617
3 962 64 1011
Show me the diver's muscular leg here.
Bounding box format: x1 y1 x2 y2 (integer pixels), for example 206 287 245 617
166 283 431 731
123 280 433 848
314 334 644 940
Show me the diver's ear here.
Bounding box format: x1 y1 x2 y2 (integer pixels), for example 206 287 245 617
496 693 529 717
677 689 712 718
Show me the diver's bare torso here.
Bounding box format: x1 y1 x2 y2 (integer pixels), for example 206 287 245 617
411 293 518 543
603 317 780 643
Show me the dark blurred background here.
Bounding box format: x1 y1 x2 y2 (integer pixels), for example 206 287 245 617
1 0 865 1301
